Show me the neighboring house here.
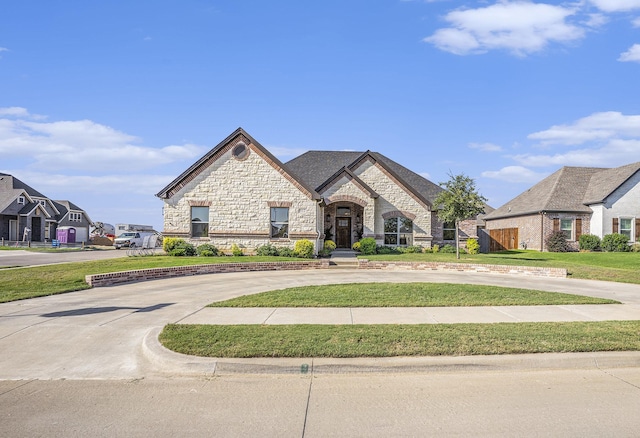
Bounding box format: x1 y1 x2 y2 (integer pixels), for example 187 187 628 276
0 173 92 243
157 128 485 253
483 162 640 251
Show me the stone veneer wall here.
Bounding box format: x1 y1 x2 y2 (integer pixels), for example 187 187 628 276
162 143 320 252
358 260 566 278
86 260 330 287
352 160 433 246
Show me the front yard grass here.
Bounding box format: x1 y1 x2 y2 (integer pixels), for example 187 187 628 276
362 250 640 284
160 321 640 358
208 283 617 307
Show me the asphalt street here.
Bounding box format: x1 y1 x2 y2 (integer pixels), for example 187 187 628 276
0 247 133 267
1 268 640 436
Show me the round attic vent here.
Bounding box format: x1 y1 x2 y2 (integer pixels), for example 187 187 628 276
232 142 249 160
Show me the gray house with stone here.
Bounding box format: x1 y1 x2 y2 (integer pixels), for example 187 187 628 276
483 162 640 251
157 128 484 253
0 173 92 243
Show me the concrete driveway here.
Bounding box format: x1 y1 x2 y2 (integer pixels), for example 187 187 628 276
2 269 640 380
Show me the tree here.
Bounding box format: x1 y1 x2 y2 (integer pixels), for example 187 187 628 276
434 172 488 259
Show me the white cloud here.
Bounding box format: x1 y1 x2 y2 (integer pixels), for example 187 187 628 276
0 114 207 171
583 13 609 27
512 139 640 167
469 142 503 152
618 43 640 62
268 146 309 160
528 111 640 145
633 17 640 26
0 106 45 119
589 0 640 12
424 1 585 56
482 166 548 183
419 172 432 179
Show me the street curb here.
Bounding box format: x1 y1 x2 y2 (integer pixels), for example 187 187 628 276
142 327 640 376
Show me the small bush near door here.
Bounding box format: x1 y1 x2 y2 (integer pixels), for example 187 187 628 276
579 234 601 251
601 233 630 252
294 239 315 258
358 237 377 255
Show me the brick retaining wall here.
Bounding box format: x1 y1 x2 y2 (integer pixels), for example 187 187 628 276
357 260 566 278
86 260 331 287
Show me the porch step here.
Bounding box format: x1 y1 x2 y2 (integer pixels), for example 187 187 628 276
329 250 359 268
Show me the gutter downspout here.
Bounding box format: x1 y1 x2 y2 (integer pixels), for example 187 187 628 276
540 211 545 252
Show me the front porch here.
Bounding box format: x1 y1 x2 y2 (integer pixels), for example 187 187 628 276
324 202 367 249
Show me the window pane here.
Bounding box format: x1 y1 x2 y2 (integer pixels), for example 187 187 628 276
384 218 397 233
191 207 209 223
337 207 350 216
399 234 412 246
399 218 413 233
443 230 455 240
192 222 208 237
620 218 632 239
384 234 397 245
271 223 288 238
271 207 288 223
270 207 289 238
560 219 572 239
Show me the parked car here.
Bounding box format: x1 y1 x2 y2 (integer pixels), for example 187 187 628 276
113 231 155 249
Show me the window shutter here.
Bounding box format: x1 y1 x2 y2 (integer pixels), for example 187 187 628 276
575 218 582 241
553 218 559 232
613 218 619 233
636 219 640 242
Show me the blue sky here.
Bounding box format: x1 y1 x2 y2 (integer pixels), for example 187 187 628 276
1 0 639 231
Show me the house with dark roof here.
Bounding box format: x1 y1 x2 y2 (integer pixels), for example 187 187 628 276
157 128 483 253
0 173 92 243
483 162 640 251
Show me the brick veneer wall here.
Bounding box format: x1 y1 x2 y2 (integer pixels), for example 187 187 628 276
358 260 566 278
86 260 331 287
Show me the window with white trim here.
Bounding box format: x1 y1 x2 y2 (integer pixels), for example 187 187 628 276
560 219 573 240
17 196 25 205
620 218 632 240
270 207 289 238
69 212 82 222
191 207 209 237
39 200 46 207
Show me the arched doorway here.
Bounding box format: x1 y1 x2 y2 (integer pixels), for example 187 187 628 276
324 202 364 249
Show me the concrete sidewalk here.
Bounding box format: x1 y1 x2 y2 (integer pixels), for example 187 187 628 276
179 303 640 325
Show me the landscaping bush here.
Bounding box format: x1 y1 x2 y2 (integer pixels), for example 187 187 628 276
255 243 279 256
293 239 315 258
231 243 244 257
167 239 196 256
466 238 480 255
579 234 601 251
359 237 377 255
376 245 400 254
403 245 424 254
432 244 440 253
632 243 640 253
545 231 571 252
278 247 295 257
352 241 361 252
323 240 336 252
196 243 220 257
601 233 630 252
439 244 457 253
162 237 182 253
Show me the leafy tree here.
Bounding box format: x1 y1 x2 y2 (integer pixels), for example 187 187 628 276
434 172 487 259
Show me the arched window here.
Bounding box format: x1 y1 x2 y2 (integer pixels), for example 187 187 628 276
384 217 412 246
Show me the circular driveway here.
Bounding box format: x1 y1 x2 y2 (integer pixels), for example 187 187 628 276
1 269 640 380
0 248 140 267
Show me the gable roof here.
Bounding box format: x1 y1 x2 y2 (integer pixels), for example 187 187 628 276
285 150 445 207
484 162 640 220
156 127 319 200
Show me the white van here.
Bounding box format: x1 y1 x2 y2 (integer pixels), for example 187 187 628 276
113 231 155 249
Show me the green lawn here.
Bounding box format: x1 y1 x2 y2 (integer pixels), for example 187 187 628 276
362 250 640 284
208 283 617 307
0 255 302 303
160 321 640 358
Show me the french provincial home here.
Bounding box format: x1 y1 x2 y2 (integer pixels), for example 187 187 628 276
156 128 481 254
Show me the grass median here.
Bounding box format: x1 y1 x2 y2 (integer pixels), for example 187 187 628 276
208 283 617 307
160 321 640 358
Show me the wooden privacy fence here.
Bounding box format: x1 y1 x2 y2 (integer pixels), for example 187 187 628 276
489 228 518 252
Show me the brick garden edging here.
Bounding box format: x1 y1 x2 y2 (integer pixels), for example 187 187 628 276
85 260 331 287
357 260 567 278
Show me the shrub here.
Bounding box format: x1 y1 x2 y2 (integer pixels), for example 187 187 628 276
632 243 640 253
352 241 361 252
546 231 571 252
376 245 400 254
466 238 480 255
359 237 377 255
255 243 279 256
293 239 315 258
579 234 601 251
439 244 457 253
167 239 196 256
278 247 295 257
432 244 440 253
323 240 336 252
601 233 630 252
231 243 244 257
163 237 182 253
196 243 220 257
403 245 424 254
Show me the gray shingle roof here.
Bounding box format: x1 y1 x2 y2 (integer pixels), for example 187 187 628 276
484 162 640 220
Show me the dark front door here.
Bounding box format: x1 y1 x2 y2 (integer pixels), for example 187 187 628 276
31 217 42 241
336 217 351 249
